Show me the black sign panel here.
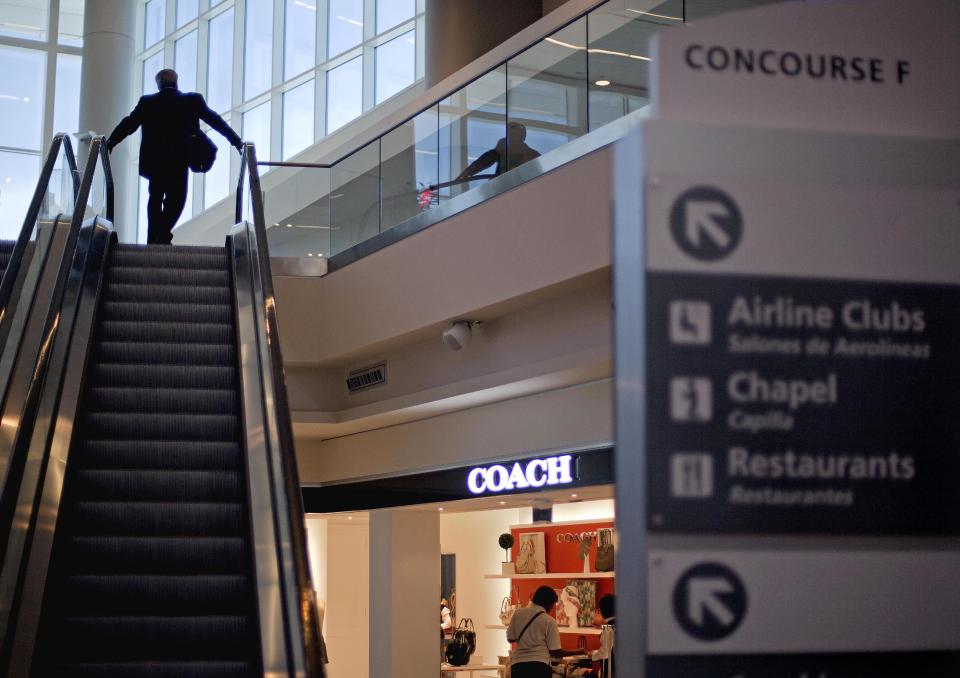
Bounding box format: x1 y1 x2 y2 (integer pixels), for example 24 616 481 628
647 651 960 677
302 447 612 512
646 272 960 534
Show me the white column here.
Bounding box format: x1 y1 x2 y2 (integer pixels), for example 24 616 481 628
369 509 440 678
78 0 137 242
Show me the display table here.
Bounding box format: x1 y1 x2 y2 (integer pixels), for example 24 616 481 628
440 662 501 677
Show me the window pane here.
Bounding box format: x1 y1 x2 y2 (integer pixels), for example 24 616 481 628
326 56 361 133
142 51 163 95
0 46 45 151
207 8 233 112
243 101 271 166
438 67 506 200
285 0 316 80
54 54 81 136
0 151 40 239
587 2 663 131
175 30 198 93
327 0 362 58
138 177 148 243
376 0 414 33
58 0 83 46
144 0 164 47
375 30 414 103
175 175 194 226
0 0 47 41
177 0 198 27
244 0 273 100
283 80 314 159
204 128 233 208
506 17 587 170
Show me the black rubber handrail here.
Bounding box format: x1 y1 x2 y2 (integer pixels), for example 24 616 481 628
237 142 325 676
0 134 78 333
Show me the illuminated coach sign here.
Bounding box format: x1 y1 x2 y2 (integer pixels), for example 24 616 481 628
467 455 575 495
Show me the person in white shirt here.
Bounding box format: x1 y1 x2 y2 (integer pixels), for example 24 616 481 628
506 586 580 678
592 594 615 678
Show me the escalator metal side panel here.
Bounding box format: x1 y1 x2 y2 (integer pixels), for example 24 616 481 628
0 220 114 675
231 224 297 677
0 219 71 545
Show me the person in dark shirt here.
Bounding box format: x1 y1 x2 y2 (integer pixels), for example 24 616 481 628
454 122 541 184
107 69 242 244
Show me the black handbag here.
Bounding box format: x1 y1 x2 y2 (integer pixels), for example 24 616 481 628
187 130 217 173
444 618 476 666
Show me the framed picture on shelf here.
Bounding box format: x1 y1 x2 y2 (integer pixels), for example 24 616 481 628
570 579 597 628
556 584 579 627
515 532 546 574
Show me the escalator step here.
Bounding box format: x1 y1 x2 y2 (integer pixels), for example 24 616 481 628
50 661 254 678
100 301 233 324
65 536 247 575
56 615 252 661
88 364 237 390
36 243 260 675
95 342 235 366
71 501 244 537
60 575 251 615
74 440 242 471
71 470 241 502
82 413 238 441
109 247 228 270
85 388 238 414
104 283 233 305
106 265 230 288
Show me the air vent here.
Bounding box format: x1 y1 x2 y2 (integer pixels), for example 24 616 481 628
346 362 386 393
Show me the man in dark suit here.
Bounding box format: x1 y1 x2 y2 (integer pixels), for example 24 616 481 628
107 68 243 244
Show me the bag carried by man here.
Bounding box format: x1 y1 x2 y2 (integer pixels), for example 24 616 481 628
187 130 218 173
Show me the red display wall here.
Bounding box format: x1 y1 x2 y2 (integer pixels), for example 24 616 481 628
508 521 615 651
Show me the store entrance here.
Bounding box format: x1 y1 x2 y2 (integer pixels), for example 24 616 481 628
305 484 616 678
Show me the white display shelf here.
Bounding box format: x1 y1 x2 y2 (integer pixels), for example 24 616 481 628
485 624 602 635
483 571 615 579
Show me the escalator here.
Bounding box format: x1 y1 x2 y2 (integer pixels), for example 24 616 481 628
32 244 261 676
0 138 323 677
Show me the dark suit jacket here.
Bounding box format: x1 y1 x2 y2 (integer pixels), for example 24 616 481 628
107 87 242 179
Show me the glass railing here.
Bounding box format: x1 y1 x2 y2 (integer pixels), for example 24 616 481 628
255 0 683 265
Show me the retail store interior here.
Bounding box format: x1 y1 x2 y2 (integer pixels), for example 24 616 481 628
306 486 615 678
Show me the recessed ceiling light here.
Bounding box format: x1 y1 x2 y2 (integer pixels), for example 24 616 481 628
594 79 611 87
571 493 578 498
347 516 353 520
307 253 313 256
438 507 444 511
499 501 506 505
286 223 293 228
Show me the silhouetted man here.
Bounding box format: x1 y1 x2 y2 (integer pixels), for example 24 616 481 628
455 122 540 183
107 69 242 244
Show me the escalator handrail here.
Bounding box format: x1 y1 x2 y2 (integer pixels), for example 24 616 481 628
0 134 79 331
0 137 113 670
235 142 325 676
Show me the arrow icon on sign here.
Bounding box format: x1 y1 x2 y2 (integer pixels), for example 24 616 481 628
684 201 733 249
687 576 735 626
669 187 743 261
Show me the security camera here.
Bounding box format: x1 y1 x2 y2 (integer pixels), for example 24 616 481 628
442 321 473 351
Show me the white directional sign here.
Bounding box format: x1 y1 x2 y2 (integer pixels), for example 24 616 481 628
613 2 960 676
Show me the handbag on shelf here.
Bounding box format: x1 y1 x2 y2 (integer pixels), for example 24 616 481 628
499 596 518 626
594 528 615 572
445 617 477 666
